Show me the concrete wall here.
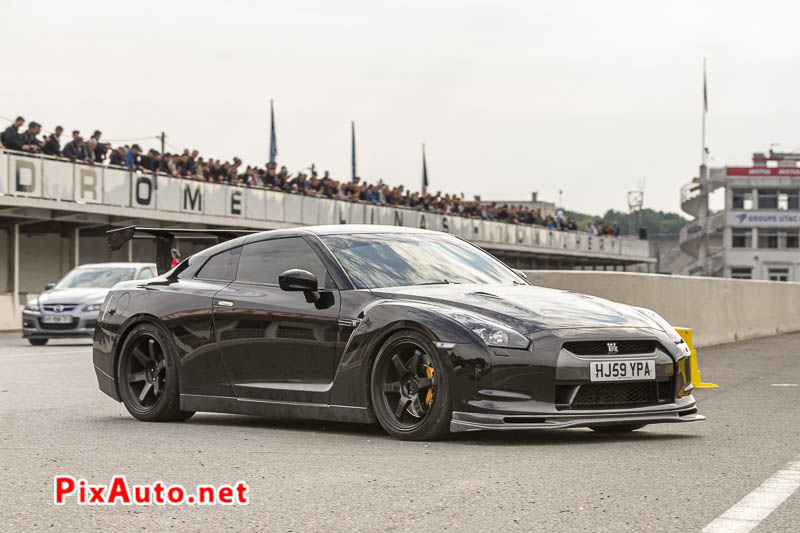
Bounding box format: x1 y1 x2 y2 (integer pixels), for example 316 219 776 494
522 270 800 347
0 228 160 294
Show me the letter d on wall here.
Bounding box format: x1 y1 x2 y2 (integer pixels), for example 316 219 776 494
15 159 39 195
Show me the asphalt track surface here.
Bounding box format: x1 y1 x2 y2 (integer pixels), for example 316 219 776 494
1 331 799 532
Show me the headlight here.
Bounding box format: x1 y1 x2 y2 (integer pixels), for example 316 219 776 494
23 300 39 313
82 303 102 313
439 309 530 349
633 307 684 344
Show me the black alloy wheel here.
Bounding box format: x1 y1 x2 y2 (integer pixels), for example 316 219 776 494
125 335 167 408
370 330 451 440
117 324 194 422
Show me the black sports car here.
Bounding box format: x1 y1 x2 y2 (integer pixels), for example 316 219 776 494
93 224 703 440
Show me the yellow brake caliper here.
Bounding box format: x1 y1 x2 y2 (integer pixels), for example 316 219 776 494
425 365 435 407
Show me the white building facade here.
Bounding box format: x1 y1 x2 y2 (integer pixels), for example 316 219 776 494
719 152 800 281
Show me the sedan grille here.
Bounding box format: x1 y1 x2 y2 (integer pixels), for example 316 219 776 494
42 304 79 312
572 382 658 407
563 340 659 355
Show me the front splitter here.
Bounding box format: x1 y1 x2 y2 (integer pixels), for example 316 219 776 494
450 407 705 432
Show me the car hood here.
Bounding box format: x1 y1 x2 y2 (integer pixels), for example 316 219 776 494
37 287 111 305
372 284 658 333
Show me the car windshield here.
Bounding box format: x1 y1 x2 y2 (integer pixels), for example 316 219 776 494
55 267 138 289
321 233 525 289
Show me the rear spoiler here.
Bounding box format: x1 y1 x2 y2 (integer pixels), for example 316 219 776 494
107 226 259 275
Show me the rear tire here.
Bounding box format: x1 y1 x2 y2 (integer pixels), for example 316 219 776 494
28 338 49 346
590 424 645 433
370 330 452 441
117 323 194 422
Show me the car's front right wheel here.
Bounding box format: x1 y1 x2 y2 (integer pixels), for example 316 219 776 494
370 330 452 441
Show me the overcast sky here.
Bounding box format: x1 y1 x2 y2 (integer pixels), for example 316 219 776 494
2 1 798 214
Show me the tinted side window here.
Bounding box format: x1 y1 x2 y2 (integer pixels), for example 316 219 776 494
237 238 329 287
196 247 241 281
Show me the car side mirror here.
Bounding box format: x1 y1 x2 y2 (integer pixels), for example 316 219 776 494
45 283 56 291
278 269 334 309
279 269 318 293
513 270 528 281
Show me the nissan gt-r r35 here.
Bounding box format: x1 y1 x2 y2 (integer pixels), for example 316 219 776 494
93 225 704 440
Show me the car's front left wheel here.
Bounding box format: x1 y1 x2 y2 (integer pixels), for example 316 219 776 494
117 323 194 422
370 330 452 441
28 338 48 346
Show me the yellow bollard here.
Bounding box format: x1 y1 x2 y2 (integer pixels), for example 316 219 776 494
673 327 718 389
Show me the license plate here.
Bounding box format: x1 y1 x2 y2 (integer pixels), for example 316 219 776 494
590 360 655 381
42 315 73 324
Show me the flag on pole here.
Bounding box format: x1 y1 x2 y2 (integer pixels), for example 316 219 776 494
422 143 428 196
703 59 708 114
351 121 357 183
269 100 277 164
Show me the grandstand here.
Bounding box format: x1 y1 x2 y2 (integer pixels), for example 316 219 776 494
0 119 654 321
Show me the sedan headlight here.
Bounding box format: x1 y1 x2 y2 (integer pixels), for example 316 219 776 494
24 300 40 313
82 303 102 313
634 307 684 344
439 309 530 349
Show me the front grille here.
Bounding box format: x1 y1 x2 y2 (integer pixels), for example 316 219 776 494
563 340 659 355
38 318 78 330
42 304 79 312
572 382 658 407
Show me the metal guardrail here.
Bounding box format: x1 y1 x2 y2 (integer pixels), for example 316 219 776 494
0 148 651 260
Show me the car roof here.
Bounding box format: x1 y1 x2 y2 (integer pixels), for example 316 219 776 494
300 224 439 236
186 224 443 266
239 224 439 242
74 262 156 269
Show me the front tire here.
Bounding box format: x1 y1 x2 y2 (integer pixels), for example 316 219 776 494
117 323 194 422
370 330 452 441
28 338 49 346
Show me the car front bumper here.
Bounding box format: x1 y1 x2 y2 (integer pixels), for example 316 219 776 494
22 310 99 339
450 401 704 432
443 326 706 432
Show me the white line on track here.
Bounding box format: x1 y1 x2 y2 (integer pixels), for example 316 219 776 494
701 456 800 533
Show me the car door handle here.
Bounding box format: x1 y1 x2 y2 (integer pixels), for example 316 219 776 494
215 300 234 307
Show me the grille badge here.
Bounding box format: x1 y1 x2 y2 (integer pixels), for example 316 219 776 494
606 342 619 354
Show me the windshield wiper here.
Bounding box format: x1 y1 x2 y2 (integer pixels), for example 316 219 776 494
418 279 459 285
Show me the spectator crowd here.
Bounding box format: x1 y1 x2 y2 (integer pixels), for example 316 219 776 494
2 115 621 235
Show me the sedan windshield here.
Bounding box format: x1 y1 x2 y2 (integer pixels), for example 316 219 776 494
321 233 525 289
55 267 137 289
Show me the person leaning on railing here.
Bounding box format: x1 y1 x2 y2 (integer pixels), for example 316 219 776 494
43 126 63 156
62 136 87 161
1 116 25 149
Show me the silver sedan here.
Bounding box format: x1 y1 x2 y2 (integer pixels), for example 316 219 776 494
22 262 156 345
